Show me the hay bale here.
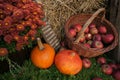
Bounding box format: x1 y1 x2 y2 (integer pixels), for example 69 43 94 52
35 0 105 41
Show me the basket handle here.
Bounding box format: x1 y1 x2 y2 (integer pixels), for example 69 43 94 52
74 8 106 43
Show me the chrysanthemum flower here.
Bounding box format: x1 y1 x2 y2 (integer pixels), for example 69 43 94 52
0 48 8 56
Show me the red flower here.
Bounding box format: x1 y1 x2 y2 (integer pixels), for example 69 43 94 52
11 0 20 3
11 31 19 36
31 24 37 29
17 3 24 8
3 16 12 29
33 17 46 26
12 9 24 21
15 43 23 51
31 36 35 41
0 0 45 53
0 20 3 29
21 0 32 4
23 35 29 41
0 0 4 3
4 3 14 12
28 29 37 37
0 48 8 56
23 9 30 17
24 20 32 26
4 34 13 44
0 30 3 36
13 35 20 41
16 24 25 31
16 36 24 43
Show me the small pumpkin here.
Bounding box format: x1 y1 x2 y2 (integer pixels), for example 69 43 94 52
55 49 82 75
31 38 55 69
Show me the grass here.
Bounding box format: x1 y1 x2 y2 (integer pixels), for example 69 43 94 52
0 56 115 80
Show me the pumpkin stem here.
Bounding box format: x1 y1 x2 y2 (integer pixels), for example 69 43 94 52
37 38 44 50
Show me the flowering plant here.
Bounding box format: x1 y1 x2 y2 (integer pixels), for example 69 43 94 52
0 0 45 56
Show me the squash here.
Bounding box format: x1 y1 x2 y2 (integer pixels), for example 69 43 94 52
31 38 55 69
55 49 82 75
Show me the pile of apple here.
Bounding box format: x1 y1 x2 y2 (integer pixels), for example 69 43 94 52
82 57 120 80
68 23 114 49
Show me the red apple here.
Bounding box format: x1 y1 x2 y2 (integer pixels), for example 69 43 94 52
90 27 98 35
98 26 107 34
69 28 76 37
82 58 91 68
109 63 118 70
93 34 101 41
92 77 103 80
112 70 120 80
97 57 106 65
84 43 91 48
79 34 85 43
85 33 92 40
73 24 82 32
92 40 103 48
85 27 89 33
101 64 113 75
102 34 114 44
89 24 96 29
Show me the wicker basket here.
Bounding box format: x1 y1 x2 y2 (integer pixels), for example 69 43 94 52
64 8 118 58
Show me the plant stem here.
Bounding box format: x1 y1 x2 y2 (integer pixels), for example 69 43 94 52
37 38 44 50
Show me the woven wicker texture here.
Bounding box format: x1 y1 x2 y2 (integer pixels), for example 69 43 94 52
64 8 118 58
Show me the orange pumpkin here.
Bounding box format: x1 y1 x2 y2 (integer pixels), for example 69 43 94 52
55 49 82 75
31 38 55 69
